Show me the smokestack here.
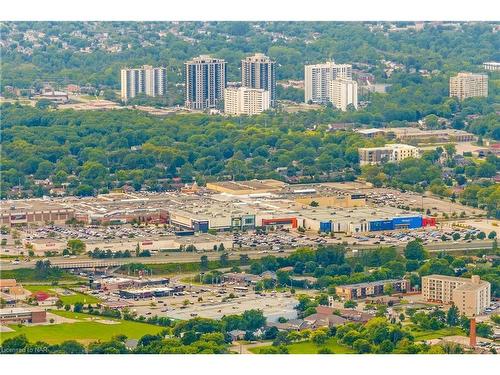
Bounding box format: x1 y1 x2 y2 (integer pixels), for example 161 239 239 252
469 318 477 347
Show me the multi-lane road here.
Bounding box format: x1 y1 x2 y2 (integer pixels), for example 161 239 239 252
0 240 493 271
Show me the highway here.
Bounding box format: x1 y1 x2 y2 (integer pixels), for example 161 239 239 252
0 240 493 271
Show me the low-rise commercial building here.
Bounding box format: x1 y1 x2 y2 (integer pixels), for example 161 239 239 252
422 275 491 316
0 308 47 324
206 179 285 195
35 89 69 103
90 277 170 291
0 200 75 227
355 128 476 143
358 144 421 166
118 286 175 299
335 279 410 300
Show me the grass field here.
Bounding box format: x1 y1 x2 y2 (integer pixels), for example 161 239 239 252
119 259 240 275
23 284 100 305
0 310 164 345
408 325 466 341
1 268 80 283
249 337 355 354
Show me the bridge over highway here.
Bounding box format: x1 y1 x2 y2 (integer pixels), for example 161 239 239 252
0 240 492 271
49 260 126 269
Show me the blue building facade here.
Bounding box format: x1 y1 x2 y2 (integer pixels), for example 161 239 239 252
369 216 422 232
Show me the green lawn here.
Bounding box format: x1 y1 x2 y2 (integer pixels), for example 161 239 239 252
1 268 80 282
0 311 163 345
408 325 466 341
23 284 100 305
250 337 355 354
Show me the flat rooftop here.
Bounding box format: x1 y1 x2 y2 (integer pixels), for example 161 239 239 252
338 279 405 289
207 179 285 193
0 307 44 315
120 286 173 294
0 199 72 214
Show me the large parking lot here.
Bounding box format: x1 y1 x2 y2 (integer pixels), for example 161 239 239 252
350 226 492 246
23 224 175 242
87 284 298 323
233 230 321 250
367 188 485 217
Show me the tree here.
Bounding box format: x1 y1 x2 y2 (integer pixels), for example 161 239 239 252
58 340 86 354
446 305 459 326
311 330 328 346
383 283 395 296
404 240 426 261
200 255 209 271
239 254 250 265
1 334 29 352
353 338 372 353
219 253 229 267
344 300 357 309
73 302 84 313
241 309 266 331
476 323 493 338
67 239 85 255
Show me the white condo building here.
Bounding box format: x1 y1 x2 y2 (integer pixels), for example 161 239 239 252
329 79 358 111
185 55 227 110
120 65 167 102
224 87 270 116
304 61 352 104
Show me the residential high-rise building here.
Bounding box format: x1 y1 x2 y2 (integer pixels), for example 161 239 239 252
358 144 421 166
329 78 358 111
120 65 167 102
224 86 270 116
185 55 227 110
304 61 352 104
422 275 491 317
449 72 488 101
241 53 276 107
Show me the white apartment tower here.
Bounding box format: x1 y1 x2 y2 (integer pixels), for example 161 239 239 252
449 72 488 101
120 65 167 102
185 55 227 110
241 53 276 107
304 61 352 104
224 87 270 116
330 78 358 111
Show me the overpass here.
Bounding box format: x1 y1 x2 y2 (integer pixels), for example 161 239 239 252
1 240 493 271
50 260 126 269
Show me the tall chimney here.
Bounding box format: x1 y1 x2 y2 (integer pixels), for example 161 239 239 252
469 318 477 347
